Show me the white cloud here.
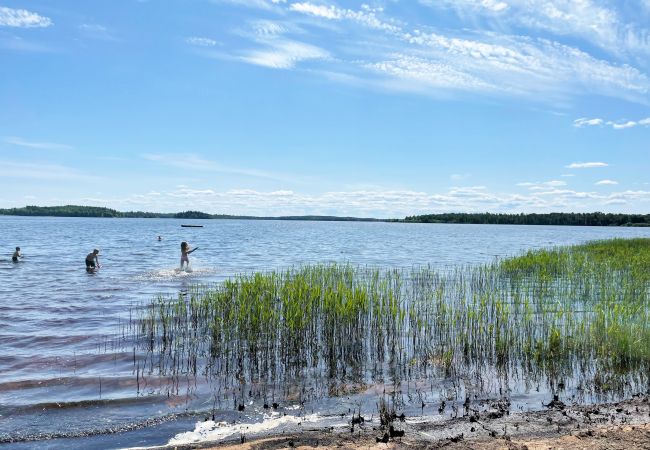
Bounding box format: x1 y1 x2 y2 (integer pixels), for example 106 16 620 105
0 6 52 28
604 199 627 205
517 180 567 190
596 179 619 185
367 55 496 92
573 117 603 127
251 20 287 36
608 120 638 129
52 185 650 217
291 3 650 101
565 162 609 169
215 0 282 10
289 2 401 33
290 3 340 20
241 39 329 69
3 137 72 150
186 36 219 47
450 173 471 181
574 117 650 129
477 0 509 12
193 2 650 103
420 0 649 56
400 30 650 100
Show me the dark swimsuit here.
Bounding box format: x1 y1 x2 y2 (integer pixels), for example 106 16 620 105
12 256 18 263
86 259 96 269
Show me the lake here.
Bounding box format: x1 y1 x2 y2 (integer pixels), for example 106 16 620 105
1 216 649 449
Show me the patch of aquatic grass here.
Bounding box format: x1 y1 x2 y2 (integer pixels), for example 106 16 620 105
131 238 650 408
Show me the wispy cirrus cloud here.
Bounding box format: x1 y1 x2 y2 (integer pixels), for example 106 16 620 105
0 161 100 181
289 3 401 33
574 117 650 129
189 15 330 69
192 1 650 103
3 137 72 150
420 0 650 56
237 17 330 69
596 179 619 185
450 173 471 181
186 36 219 47
211 0 286 10
282 2 649 102
78 24 120 42
141 153 295 182
565 162 609 169
0 6 52 28
517 180 566 190
573 117 604 127
241 39 329 69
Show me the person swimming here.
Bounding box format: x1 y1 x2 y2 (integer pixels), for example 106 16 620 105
85 249 100 272
12 247 21 263
180 241 197 269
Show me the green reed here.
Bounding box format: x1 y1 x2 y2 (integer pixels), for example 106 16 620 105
131 238 650 406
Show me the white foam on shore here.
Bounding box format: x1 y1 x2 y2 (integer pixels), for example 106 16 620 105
123 410 349 449
152 411 442 448
119 410 345 449
169 411 348 446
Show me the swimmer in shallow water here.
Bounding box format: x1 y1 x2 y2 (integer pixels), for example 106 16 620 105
180 241 197 269
85 249 100 272
12 247 21 263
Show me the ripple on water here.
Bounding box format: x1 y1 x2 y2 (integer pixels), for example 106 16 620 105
130 266 219 282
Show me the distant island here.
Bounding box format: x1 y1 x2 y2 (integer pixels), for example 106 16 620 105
0 205 380 222
0 205 649 226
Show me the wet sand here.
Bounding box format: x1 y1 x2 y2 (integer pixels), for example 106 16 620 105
149 395 650 449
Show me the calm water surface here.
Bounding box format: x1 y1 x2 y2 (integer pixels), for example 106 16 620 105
1 217 649 448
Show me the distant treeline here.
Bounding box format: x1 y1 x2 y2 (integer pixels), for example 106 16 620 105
0 205 379 222
0 205 220 219
2 206 648 226
403 212 650 227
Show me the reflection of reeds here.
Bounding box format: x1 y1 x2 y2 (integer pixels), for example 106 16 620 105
131 238 650 407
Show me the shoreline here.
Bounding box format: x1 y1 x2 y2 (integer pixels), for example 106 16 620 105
2 207 650 227
137 394 650 449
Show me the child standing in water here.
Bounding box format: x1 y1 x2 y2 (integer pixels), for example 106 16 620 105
180 241 197 269
12 247 21 263
85 249 100 272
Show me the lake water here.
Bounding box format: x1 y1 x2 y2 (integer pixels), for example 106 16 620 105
1 216 649 449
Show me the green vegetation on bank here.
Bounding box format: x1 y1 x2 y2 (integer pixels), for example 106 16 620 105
404 212 650 226
133 238 650 408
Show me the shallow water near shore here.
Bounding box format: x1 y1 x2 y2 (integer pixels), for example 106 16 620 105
1 216 649 449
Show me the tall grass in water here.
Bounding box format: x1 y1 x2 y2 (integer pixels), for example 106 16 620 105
131 238 650 408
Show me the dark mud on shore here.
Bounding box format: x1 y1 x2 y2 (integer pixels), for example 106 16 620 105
142 394 650 449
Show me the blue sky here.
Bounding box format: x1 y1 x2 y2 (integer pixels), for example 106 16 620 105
0 0 648 217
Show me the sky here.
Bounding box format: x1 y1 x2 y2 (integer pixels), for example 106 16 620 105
0 0 649 218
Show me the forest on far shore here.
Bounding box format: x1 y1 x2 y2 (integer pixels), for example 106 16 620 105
403 212 650 227
0 205 648 226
